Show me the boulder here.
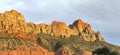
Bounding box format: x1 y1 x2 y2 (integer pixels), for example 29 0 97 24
49 21 75 38
55 46 73 55
95 31 105 41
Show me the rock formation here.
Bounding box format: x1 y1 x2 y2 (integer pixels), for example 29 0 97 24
55 46 92 55
55 46 73 55
48 21 75 38
0 10 104 42
0 10 27 33
69 19 104 42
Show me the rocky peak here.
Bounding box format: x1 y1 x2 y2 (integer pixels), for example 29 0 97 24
51 21 67 27
69 19 104 42
0 10 28 35
50 21 73 38
51 21 58 26
96 31 105 41
71 19 92 33
3 9 25 21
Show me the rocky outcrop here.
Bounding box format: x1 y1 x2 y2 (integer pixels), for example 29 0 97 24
0 10 104 42
69 19 92 33
55 46 92 55
95 31 104 41
55 46 73 55
0 10 28 33
69 19 104 42
48 21 75 38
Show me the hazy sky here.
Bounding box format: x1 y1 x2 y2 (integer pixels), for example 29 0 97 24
0 0 120 46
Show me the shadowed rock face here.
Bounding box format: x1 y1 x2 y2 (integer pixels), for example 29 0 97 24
55 46 73 55
0 10 104 42
55 46 93 55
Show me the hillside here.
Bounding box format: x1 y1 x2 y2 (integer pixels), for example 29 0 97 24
0 10 119 55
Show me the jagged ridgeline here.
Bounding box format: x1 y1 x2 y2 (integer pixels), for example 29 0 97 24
0 10 104 42
0 10 119 55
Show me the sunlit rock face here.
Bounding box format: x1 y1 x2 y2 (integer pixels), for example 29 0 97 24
69 19 104 42
0 10 104 42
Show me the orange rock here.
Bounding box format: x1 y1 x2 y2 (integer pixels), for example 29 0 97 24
16 32 37 42
0 10 105 42
69 19 103 42
31 51 39 55
0 46 54 55
17 50 26 55
0 51 9 55
83 51 93 55
50 21 75 38
9 50 18 55
71 19 92 33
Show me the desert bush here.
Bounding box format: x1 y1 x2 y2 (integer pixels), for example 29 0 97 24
93 47 118 55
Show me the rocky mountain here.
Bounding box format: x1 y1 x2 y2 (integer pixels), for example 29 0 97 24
0 10 104 42
0 10 119 55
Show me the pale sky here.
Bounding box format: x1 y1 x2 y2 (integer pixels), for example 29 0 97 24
0 0 120 46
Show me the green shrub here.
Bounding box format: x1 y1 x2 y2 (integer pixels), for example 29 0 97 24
93 47 118 55
109 51 118 55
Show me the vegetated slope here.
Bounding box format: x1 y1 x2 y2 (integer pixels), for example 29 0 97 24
36 34 120 55
0 33 54 55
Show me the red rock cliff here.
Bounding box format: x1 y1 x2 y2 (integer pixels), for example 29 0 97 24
0 10 105 42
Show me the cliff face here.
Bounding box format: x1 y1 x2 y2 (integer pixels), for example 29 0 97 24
0 10 27 33
0 10 104 42
69 19 104 41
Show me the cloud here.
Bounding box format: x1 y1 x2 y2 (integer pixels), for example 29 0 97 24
0 0 120 46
